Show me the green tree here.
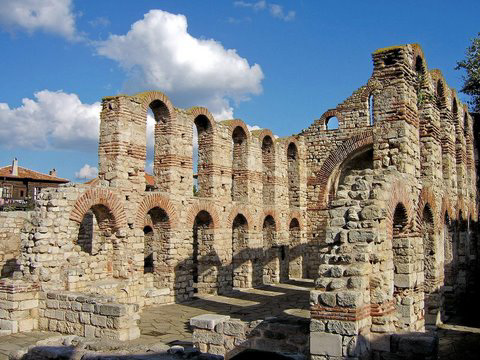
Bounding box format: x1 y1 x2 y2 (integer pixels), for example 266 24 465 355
456 33 480 112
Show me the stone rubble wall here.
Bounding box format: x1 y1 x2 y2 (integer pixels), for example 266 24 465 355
0 211 31 278
308 44 478 359
38 291 140 341
190 314 309 359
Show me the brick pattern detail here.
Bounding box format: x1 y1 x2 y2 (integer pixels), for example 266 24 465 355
385 180 415 238
313 132 374 206
134 90 176 121
185 201 221 229
135 193 178 229
70 189 127 229
417 186 439 231
227 206 254 228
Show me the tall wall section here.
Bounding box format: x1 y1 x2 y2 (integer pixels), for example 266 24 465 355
307 43 478 359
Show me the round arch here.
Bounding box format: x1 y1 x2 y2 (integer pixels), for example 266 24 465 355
185 201 221 229
135 194 178 229
70 189 127 230
316 132 374 207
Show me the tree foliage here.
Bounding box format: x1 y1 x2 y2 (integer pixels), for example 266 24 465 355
456 33 480 112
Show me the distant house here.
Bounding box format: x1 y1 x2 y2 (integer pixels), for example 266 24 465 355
0 158 69 206
86 172 155 191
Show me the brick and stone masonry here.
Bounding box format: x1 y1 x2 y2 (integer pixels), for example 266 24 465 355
0 43 477 359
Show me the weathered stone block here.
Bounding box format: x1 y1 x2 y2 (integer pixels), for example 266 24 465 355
190 314 230 330
310 332 342 356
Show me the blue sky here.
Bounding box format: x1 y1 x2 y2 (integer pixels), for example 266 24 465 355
0 0 478 181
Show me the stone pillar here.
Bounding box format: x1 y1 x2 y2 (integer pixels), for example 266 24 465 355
99 95 146 192
0 279 39 335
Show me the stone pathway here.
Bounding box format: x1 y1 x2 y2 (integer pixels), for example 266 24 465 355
138 280 312 346
0 280 312 359
1 280 479 359
438 322 480 359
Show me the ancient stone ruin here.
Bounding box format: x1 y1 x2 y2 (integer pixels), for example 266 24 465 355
0 43 478 359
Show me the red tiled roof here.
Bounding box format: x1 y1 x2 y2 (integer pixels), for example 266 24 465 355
0 165 69 183
85 173 154 186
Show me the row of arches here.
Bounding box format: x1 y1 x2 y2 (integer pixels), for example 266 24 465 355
388 194 474 329
144 96 301 207
74 195 307 297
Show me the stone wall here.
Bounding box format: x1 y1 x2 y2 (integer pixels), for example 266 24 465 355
38 291 140 341
0 279 39 335
0 211 30 278
190 314 309 359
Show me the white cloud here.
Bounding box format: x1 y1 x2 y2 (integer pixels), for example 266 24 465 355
75 164 98 179
246 124 262 131
95 10 264 120
268 4 295 21
234 1 266 10
234 1 295 21
0 90 101 151
0 0 78 40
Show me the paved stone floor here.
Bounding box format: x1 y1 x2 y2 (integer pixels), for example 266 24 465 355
1 279 480 359
0 280 312 359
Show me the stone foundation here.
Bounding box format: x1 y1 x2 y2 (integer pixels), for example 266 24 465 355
190 314 309 359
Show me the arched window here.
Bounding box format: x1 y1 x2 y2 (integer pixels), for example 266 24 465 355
287 143 300 207
421 204 438 326
144 207 169 278
232 214 249 288
415 56 425 77
262 135 275 205
436 80 445 109
192 210 214 294
147 99 170 187
232 126 248 201
143 226 154 273
263 215 282 284
288 218 302 279
193 115 212 197
326 116 339 130
76 205 115 256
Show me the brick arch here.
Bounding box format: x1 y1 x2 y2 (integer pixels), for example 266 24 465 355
318 109 337 127
135 194 178 229
385 180 415 237
251 129 274 145
316 132 374 206
70 189 127 230
260 209 278 231
289 210 304 230
227 206 254 229
411 44 428 73
456 198 468 221
417 187 439 231
281 136 301 158
220 119 252 142
185 201 221 229
134 90 176 122
359 80 383 102
188 107 217 133
440 197 455 222
429 70 448 109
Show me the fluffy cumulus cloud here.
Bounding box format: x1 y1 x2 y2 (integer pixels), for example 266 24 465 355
95 10 264 120
0 0 78 40
0 90 101 151
233 1 295 21
75 164 98 179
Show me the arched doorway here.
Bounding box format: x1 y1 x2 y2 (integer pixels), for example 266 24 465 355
193 210 216 294
232 214 250 288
